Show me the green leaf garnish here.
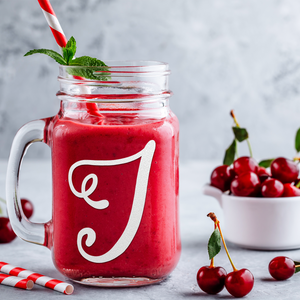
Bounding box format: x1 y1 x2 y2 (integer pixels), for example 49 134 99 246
62 36 76 64
24 49 67 65
24 36 109 81
258 159 274 168
295 128 300 153
232 127 249 142
294 261 300 273
223 139 237 166
208 228 221 260
68 56 110 80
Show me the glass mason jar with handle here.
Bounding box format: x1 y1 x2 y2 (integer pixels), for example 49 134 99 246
6 61 180 287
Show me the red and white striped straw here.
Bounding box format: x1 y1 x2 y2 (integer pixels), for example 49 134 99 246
0 273 34 290
37 0 67 48
0 262 74 295
36 0 102 116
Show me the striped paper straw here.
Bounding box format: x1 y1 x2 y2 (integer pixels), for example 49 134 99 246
0 274 34 290
0 262 74 295
37 0 67 48
36 0 102 116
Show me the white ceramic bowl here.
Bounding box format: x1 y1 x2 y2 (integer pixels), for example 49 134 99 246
203 184 300 250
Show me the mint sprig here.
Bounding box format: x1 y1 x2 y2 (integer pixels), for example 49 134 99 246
24 36 110 80
24 49 67 65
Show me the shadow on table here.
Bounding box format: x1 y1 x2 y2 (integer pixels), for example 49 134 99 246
180 291 233 299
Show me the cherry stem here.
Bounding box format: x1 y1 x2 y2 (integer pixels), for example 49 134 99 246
208 212 238 272
0 197 4 216
295 264 300 268
296 181 300 189
230 110 253 158
293 157 300 164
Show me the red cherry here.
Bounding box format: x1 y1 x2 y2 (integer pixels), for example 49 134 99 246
269 256 295 280
257 166 270 177
261 178 284 197
0 217 16 243
197 266 227 294
282 183 300 197
233 157 258 175
231 172 260 197
210 165 235 192
225 269 254 298
259 174 270 183
270 157 299 183
21 198 34 219
257 167 271 183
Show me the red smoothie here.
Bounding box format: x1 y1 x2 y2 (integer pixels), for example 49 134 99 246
47 108 180 281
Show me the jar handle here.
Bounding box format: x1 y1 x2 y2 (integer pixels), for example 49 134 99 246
6 119 52 248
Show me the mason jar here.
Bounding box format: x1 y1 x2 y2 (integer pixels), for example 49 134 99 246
6 61 180 287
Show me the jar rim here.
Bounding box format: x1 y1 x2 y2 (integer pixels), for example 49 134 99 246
57 60 171 101
59 60 170 77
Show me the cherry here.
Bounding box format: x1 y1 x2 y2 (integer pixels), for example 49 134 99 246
210 165 235 192
225 269 254 298
233 157 258 175
282 183 300 197
197 266 227 294
257 166 270 177
261 178 284 197
269 256 295 280
231 172 260 197
207 213 254 298
21 198 34 219
258 174 270 184
271 157 299 183
0 217 16 243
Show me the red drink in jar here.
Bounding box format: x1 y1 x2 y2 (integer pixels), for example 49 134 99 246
7 61 180 286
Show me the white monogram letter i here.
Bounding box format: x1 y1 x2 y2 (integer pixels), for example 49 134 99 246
68 140 156 263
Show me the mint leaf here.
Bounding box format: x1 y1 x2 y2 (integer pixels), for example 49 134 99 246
258 159 274 168
62 36 76 64
295 128 300 153
68 56 110 80
223 139 237 166
24 37 110 81
232 127 248 142
24 49 67 65
208 228 221 260
70 56 107 67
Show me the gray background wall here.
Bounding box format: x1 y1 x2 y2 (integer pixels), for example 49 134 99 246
1 0 300 162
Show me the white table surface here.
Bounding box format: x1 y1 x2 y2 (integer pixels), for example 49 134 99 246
1 159 300 299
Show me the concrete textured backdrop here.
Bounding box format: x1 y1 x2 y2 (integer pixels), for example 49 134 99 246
1 0 300 162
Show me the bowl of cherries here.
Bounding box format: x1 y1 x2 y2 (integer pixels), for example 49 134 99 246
203 111 300 250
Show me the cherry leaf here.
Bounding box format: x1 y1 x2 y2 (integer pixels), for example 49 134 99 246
223 139 237 166
208 228 221 260
232 127 248 142
294 261 300 273
258 159 274 168
295 128 300 153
